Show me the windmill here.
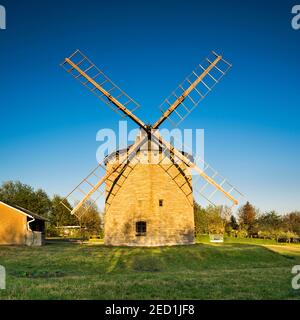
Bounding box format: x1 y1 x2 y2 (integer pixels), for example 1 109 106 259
60 50 243 246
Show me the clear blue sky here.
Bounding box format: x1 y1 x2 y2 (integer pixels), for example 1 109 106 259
0 0 299 213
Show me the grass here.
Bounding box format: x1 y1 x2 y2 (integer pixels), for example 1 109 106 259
0 239 300 300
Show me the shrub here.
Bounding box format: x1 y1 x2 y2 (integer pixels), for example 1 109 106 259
236 230 248 238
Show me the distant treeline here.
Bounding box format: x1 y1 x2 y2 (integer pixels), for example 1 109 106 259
194 202 300 243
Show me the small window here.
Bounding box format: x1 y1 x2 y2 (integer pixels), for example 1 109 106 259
159 199 164 207
136 221 147 236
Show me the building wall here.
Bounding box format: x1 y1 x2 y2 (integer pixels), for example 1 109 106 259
0 202 28 245
104 152 195 246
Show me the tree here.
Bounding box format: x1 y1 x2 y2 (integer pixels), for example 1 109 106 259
257 211 282 231
285 231 298 243
194 204 227 235
238 201 257 236
226 215 239 236
50 195 77 228
206 206 225 235
221 206 232 223
77 202 103 238
229 215 239 230
257 211 283 242
283 211 300 236
221 206 233 235
0 181 51 217
194 203 208 235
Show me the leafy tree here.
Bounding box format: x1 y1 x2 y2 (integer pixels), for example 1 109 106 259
221 206 232 223
238 201 258 236
50 195 77 227
0 181 51 217
283 211 300 236
229 215 239 230
194 204 227 235
221 206 233 235
285 231 298 243
194 203 208 235
206 206 225 234
257 211 282 231
226 215 239 236
257 211 284 242
77 201 103 237
258 230 272 239
236 229 248 238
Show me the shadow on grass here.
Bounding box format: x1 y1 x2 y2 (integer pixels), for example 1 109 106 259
12 240 299 276
94 242 294 274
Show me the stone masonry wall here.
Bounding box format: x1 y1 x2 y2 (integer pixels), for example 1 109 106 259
104 152 194 246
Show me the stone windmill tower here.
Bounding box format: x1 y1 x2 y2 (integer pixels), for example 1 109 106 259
60 50 242 246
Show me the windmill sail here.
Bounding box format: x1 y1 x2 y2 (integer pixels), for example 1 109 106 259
61 50 146 129
61 135 148 217
153 51 232 128
61 162 106 218
151 131 243 208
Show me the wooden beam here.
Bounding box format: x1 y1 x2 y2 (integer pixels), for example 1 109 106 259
65 58 147 131
70 136 148 215
152 55 222 129
152 131 238 206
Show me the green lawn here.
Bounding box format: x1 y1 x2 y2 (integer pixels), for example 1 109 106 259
0 240 300 300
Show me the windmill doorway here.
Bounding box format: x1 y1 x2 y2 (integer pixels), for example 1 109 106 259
136 221 147 237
